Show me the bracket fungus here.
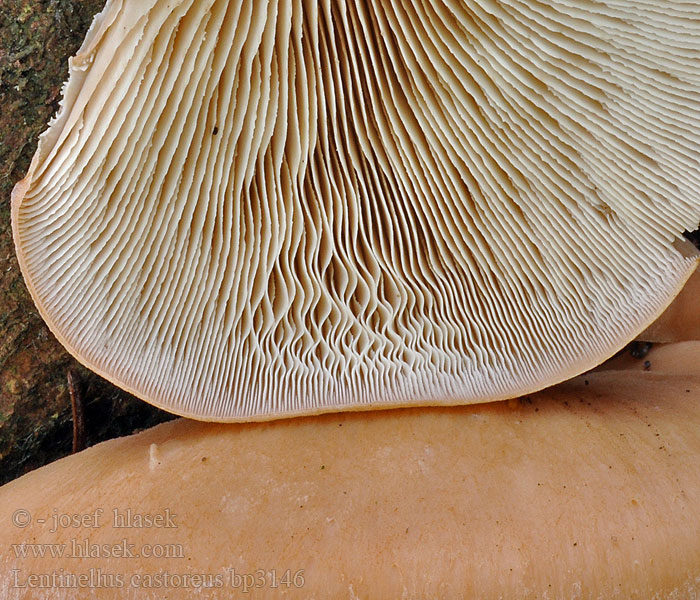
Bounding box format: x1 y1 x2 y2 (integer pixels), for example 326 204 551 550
11 0 700 420
2 367 700 598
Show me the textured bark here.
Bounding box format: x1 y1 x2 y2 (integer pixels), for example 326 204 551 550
0 0 173 486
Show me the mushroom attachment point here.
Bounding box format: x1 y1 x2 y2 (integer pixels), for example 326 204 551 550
11 0 700 421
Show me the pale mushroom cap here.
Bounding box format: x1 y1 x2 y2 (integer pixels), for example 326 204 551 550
1 369 700 598
12 0 700 420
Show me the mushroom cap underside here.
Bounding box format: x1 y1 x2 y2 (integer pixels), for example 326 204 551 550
12 0 700 420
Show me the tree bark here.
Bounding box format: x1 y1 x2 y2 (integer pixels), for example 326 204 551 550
0 0 173 486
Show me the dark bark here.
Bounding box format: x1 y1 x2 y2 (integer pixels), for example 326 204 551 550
0 0 174 486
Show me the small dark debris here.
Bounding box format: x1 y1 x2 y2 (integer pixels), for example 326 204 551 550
684 227 700 250
630 341 653 359
643 360 651 371
212 126 219 135
68 370 86 454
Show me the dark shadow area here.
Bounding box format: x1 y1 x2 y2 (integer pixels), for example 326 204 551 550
0 0 174 487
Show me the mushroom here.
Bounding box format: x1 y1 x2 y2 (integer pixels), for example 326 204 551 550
637 265 700 343
11 1 700 420
1 368 699 598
